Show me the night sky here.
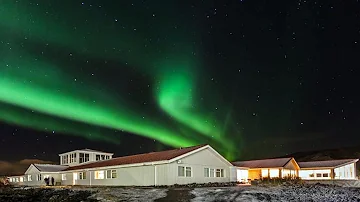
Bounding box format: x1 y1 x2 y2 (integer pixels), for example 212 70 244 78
1 0 360 174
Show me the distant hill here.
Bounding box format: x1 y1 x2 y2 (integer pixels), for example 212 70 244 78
284 145 360 162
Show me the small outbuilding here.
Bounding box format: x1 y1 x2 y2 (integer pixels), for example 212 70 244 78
298 159 359 180
23 164 69 186
232 157 300 181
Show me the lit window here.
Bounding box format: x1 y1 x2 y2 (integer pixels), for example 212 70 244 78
9 178 12 182
28 175 32 181
269 169 279 178
178 166 191 177
16 178 19 182
204 168 210 177
95 171 104 179
20 177 23 182
79 172 86 180
261 169 269 178
62 174 67 181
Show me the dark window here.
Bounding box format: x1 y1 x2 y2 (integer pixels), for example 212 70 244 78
79 153 85 163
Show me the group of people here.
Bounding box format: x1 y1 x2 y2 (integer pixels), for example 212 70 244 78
44 177 55 186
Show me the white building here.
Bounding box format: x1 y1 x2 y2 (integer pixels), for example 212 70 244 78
24 164 69 186
8 145 358 187
9 144 236 186
298 159 358 180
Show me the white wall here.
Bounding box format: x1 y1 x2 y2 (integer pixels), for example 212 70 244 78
299 169 331 180
165 148 231 185
237 169 248 182
61 165 156 186
334 163 357 179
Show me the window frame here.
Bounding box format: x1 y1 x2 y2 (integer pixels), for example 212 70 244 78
61 174 67 181
178 166 192 177
106 169 117 179
94 170 105 179
204 168 210 177
79 172 86 180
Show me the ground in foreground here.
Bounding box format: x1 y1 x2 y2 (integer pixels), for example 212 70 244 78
1 184 360 202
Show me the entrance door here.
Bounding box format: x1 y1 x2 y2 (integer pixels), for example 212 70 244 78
73 173 78 185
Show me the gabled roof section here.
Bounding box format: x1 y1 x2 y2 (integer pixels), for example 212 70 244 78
65 144 208 171
232 157 294 168
58 148 113 156
298 159 359 169
80 149 113 154
33 164 69 172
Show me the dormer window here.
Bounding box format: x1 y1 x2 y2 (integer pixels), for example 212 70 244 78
70 153 77 163
59 149 113 166
79 153 90 163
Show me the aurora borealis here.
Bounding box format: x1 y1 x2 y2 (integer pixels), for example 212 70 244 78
0 0 238 159
1 0 359 164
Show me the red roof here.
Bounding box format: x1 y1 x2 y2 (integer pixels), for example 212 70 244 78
65 144 207 171
298 159 359 169
232 157 294 168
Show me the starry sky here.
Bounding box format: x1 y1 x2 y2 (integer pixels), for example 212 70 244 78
0 0 359 173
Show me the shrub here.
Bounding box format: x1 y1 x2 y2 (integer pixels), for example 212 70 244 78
254 176 302 186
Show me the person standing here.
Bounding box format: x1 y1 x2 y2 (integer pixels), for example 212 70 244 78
51 177 55 186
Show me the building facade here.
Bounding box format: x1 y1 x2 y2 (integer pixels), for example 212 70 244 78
7 145 359 186
9 144 236 186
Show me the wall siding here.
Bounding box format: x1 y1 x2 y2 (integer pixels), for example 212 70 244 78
168 148 231 185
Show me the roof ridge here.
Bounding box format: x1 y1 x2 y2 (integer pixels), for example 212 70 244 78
64 144 208 171
233 157 292 162
298 158 358 163
111 144 207 160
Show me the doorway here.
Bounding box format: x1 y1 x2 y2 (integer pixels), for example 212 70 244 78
73 173 78 185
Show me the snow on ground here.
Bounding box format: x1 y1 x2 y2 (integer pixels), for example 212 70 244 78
191 184 360 202
7 183 360 201
88 187 167 202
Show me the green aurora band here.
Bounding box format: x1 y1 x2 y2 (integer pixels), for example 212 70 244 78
0 1 239 159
